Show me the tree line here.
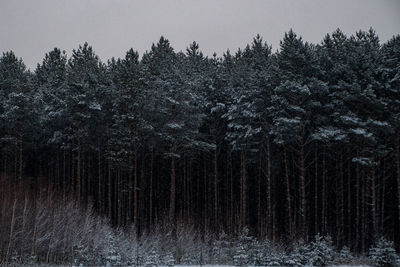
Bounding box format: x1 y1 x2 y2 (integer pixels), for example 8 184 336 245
1 28 400 252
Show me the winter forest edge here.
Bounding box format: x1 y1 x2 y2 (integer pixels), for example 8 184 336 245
1 28 400 266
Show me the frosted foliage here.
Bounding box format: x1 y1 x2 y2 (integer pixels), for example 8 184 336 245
312 126 346 142
250 240 265 266
369 237 399 267
212 231 232 265
164 251 175 267
233 228 253 266
285 239 310 266
336 246 354 265
265 250 285 266
88 101 101 110
103 232 122 266
340 115 360 125
350 128 373 138
352 157 374 166
233 243 249 266
145 248 160 267
180 252 199 265
307 234 334 266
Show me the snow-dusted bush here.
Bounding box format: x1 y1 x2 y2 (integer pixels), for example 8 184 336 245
103 232 123 266
130 242 146 267
25 254 38 265
9 251 22 265
369 237 399 267
163 251 175 267
234 242 249 266
333 245 354 265
250 239 266 266
284 239 310 266
306 233 334 266
145 247 160 267
180 251 198 265
173 224 202 264
233 227 253 266
212 230 232 264
265 249 286 266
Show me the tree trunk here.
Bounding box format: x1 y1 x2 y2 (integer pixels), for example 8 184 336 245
396 129 400 241
322 147 327 234
71 149 75 196
314 145 318 235
371 161 377 239
128 156 133 222
266 139 272 239
335 154 343 247
18 133 23 181
204 154 208 229
20 193 28 255
214 142 218 230
361 168 366 252
116 169 120 225
340 152 344 246
6 192 17 264
347 152 352 246
229 150 234 233
299 136 306 238
380 159 386 235
133 141 138 226
108 159 112 220
98 148 101 212
46 210 56 264
240 147 247 228
356 153 360 250
257 151 262 234
14 146 17 180
139 155 145 230
149 145 154 225
63 149 66 203
82 152 85 201
283 143 292 237
77 138 81 200
169 144 176 224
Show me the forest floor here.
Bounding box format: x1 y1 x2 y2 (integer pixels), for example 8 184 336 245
33 265 371 267
10 264 373 267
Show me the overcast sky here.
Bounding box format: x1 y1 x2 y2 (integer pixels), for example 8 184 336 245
1 0 399 70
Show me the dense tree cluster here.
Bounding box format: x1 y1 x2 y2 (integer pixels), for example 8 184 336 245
2 177 397 266
1 28 400 255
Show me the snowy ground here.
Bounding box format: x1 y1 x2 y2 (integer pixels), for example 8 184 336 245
17 264 372 267
66 266 374 267
66 266 370 267
121 265 372 267
164 266 370 267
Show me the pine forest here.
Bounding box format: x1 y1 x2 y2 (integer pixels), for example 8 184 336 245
1 28 400 266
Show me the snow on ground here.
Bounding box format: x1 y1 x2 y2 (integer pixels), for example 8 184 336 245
169 266 370 267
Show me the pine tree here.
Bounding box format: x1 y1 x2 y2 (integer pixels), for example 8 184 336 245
0 51 31 181
34 48 69 192
145 248 160 267
163 251 175 267
269 30 322 238
368 237 398 267
108 48 143 225
233 228 253 266
284 239 310 266
381 34 400 241
212 230 232 265
66 42 104 200
336 245 354 265
307 234 334 266
142 37 205 224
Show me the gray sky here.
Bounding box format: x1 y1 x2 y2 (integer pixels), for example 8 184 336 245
1 0 399 70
